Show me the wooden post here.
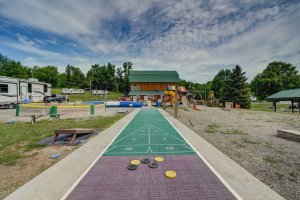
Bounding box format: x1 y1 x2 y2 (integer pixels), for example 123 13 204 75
175 84 178 118
272 100 276 112
298 101 300 114
291 100 294 113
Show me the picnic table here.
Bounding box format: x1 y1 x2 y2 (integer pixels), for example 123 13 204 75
51 128 95 145
28 113 63 124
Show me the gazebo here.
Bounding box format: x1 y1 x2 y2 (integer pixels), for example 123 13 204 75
266 88 300 113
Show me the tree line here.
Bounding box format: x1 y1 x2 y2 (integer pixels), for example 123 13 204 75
210 61 300 108
0 53 132 94
1 53 300 108
178 61 300 109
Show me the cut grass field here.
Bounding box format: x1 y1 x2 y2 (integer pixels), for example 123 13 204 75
251 102 289 112
52 88 122 101
0 114 125 165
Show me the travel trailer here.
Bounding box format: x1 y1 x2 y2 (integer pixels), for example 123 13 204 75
0 76 52 108
62 88 84 94
92 90 109 95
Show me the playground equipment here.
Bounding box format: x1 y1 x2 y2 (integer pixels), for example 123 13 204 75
206 91 220 107
164 90 178 107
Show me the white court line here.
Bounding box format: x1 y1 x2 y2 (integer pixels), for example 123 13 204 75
112 124 150 144
148 127 151 144
183 144 194 151
150 151 194 154
110 144 190 146
104 145 117 153
60 109 140 200
149 123 187 143
159 109 243 200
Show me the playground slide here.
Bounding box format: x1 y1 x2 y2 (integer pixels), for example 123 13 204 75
164 91 176 97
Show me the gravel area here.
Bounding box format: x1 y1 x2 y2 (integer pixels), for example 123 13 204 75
167 107 300 200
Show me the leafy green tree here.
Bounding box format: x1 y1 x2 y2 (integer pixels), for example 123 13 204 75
32 65 59 87
211 69 232 103
251 61 300 100
86 63 116 91
65 65 85 88
122 62 132 94
0 53 31 78
179 79 188 87
58 73 67 88
116 67 123 92
223 65 251 109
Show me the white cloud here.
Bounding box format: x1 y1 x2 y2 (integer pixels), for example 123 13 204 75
0 0 299 82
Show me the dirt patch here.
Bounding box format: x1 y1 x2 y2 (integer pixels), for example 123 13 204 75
167 107 300 200
0 145 76 199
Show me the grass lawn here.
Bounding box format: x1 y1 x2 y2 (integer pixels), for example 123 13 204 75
0 114 125 165
251 102 289 112
52 88 122 101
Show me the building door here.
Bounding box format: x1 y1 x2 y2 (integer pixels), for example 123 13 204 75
21 86 27 101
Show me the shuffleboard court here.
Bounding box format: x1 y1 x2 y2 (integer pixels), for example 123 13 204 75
65 108 237 200
103 108 195 156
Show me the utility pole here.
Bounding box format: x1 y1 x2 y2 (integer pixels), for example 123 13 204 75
175 84 178 118
90 79 92 95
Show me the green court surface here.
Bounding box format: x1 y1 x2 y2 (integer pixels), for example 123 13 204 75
103 108 195 156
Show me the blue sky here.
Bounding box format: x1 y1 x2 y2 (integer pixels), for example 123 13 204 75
0 0 300 83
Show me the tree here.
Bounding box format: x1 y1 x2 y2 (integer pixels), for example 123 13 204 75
64 65 85 88
86 63 116 91
116 67 123 92
211 69 232 104
0 53 31 78
223 65 251 109
58 73 67 88
32 65 59 87
122 62 132 94
251 61 300 100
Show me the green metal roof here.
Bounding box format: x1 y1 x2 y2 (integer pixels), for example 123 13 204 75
128 91 165 96
129 70 180 83
266 88 300 101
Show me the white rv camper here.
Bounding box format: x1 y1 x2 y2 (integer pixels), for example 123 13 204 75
62 88 84 94
92 90 109 95
0 76 52 108
0 76 20 108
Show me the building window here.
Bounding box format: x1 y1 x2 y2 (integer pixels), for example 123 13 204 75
44 85 48 93
0 84 8 93
28 83 32 93
131 86 140 91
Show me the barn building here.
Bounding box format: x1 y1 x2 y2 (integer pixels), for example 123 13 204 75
128 70 180 104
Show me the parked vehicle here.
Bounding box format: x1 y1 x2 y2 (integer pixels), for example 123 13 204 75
44 94 68 103
0 76 52 109
62 88 84 94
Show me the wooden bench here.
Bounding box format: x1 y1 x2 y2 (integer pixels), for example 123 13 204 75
277 130 300 142
51 128 95 145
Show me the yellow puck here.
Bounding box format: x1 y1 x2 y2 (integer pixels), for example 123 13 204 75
130 160 141 166
165 170 176 178
154 157 164 162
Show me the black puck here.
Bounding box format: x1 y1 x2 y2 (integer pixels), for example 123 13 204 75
127 164 138 170
148 162 158 168
141 158 150 164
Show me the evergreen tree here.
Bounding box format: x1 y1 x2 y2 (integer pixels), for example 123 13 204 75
122 62 132 94
223 65 251 109
211 69 232 104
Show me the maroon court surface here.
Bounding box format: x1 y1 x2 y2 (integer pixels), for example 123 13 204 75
66 155 236 200
66 109 237 199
